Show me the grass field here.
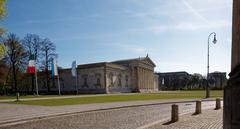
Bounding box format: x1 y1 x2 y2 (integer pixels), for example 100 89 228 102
0 95 60 100
6 90 223 106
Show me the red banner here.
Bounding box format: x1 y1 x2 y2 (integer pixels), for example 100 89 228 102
27 66 36 74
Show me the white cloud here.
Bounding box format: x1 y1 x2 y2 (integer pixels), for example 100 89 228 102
125 45 146 53
175 20 231 31
128 19 231 34
181 0 209 23
155 61 193 72
114 43 146 53
125 0 231 34
96 42 146 53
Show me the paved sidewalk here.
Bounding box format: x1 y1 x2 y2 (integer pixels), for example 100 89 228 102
0 101 220 129
147 109 223 129
0 99 219 126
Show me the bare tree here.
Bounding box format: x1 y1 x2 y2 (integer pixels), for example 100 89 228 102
22 34 41 93
22 34 41 60
3 33 27 92
40 38 56 92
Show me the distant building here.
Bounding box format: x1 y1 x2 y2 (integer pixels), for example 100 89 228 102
157 71 227 90
209 72 227 89
157 71 191 90
37 56 159 94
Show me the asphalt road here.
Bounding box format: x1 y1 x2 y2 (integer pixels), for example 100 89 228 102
0 101 217 129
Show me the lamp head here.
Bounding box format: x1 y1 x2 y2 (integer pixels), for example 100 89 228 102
213 34 217 44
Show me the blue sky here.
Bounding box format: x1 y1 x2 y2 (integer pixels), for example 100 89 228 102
2 0 232 76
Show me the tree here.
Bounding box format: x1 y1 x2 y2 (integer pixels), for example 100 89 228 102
0 43 6 59
0 60 8 94
0 0 7 58
191 73 203 89
22 34 41 61
0 0 6 19
40 38 56 92
3 33 27 92
22 34 41 93
0 0 6 35
0 4 6 91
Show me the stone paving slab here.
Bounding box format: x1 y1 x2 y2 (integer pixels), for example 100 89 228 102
147 109 223 129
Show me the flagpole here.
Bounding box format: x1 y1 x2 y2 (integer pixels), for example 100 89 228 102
75 61 78 95
57 75 61 95
75 74 78 94
56 59 61 95
28 54 38 95
35 57 39 96
35 67 39 96
72 60 78 94
53 58 61 95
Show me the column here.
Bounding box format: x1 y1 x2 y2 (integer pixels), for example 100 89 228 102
137 67 140 90
224 1 240 129
141 68 144 89
147 70 149 90
144 69 148 89
139 68 142 89
151 72 153 89
231 0 240 70
143 69 145 89
148 71 151 90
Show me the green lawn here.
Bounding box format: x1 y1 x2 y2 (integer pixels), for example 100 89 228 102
7 90 223 106
0 95 59 100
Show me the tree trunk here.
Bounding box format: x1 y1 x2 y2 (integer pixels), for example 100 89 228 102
12 63 17 93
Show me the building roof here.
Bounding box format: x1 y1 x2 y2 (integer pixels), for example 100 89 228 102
157 71 189 76
71 56 156 70
77 62 107 69
112 56 156 67
77 62 127 70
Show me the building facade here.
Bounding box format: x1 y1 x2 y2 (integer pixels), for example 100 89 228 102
157 71 192 90
38 56 159 94
157 71 227 90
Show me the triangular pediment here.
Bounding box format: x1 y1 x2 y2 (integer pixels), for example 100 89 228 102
111 56 156 67
140 57 156 67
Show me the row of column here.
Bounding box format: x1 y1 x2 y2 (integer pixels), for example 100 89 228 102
137 67 154 90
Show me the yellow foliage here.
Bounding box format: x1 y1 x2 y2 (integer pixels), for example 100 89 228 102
0 0 6 36
0 0 6 19
0 44 6 59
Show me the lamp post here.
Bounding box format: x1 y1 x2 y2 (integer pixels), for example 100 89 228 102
206 32 217 98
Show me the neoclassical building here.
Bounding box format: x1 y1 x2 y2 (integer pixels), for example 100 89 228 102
38 56 159 93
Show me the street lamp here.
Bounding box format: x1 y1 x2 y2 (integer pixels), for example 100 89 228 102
206 32 217 98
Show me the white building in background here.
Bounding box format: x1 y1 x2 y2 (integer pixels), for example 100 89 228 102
38 55 159 94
